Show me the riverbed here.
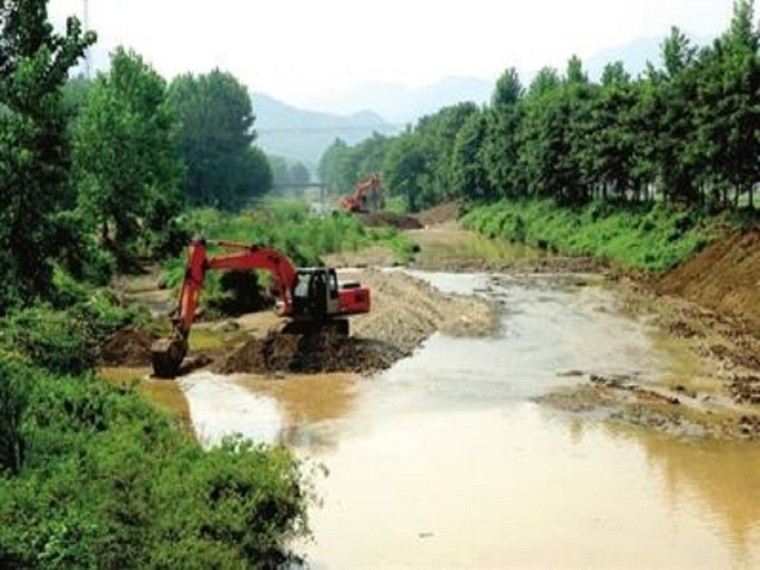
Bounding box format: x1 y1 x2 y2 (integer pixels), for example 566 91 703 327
178 271 760 568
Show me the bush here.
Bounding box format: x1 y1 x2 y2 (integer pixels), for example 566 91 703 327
0 365 310 568
0 294 145 376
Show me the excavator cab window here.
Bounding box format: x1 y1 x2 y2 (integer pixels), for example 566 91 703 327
307 270 328 317
328 270 339 299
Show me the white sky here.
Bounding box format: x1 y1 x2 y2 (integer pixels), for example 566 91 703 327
49 0 736 109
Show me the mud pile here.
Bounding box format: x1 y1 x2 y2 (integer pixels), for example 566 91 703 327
216 330 403 375
100 328 158 366
359 212 423 230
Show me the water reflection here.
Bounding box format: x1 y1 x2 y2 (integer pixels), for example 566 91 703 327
588 419 760 566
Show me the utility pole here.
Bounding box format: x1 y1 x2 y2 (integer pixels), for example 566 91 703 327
83 0 91 78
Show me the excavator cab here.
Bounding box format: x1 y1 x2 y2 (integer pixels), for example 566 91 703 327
292 268 340 318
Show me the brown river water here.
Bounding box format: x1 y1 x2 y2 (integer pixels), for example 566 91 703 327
177 272 760 569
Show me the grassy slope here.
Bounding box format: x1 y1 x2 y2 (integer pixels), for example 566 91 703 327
462 199 728 274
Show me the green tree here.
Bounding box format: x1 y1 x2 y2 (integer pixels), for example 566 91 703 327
451 109 491 199
695 0 760 207
382 132 427 212
0 0 95 312
73 47 183 266
168 69 271 210
483 68 523 197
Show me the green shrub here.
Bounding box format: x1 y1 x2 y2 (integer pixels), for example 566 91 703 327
0 365 309 568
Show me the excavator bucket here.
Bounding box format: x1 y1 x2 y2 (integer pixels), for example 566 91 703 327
151 337 188 379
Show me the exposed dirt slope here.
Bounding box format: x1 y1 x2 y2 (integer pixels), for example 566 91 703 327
414 201 460 226
657 229 760 328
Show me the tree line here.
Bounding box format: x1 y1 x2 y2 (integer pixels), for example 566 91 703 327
319 0 760 214
0 0 275 314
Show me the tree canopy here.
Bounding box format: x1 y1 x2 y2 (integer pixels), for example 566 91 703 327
168 69 272 210
0 0 94 312
73 47 184 266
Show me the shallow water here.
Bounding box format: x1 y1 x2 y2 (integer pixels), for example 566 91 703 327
179 272 760 568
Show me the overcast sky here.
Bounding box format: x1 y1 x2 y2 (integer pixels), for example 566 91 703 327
49 0 736 109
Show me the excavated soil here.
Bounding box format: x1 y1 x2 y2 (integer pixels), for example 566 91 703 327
358 212 423 230
100 328 158 367
413 201 460 226
216 331 401 375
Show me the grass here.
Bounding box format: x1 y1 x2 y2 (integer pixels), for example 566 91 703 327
462 199 724 274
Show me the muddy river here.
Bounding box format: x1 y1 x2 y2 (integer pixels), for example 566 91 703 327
178 272 760 568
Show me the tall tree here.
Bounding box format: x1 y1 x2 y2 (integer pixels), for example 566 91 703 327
168 69 271 210
73 47 183 264
483 68 524 197
0 0 95 311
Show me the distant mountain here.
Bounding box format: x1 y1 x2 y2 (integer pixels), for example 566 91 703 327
252 92 399 169
308 76 494 124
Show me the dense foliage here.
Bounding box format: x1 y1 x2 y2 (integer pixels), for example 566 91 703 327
168 69 272 211
1 4 310 566
73 48 185 268
0 0 95 312
463 199 715 273
0 359 308 568
320 1 760 215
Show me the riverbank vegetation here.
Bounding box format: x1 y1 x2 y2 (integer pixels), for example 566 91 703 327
0 2 310 565
319 0 760 271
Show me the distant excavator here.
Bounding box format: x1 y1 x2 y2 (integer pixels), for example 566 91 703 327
151 239 371 378
338 173 385 213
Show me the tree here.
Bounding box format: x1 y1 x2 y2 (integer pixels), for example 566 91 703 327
451 110 491 199
0 0 95 312
483 68 523 197
73 47 183 265
694 0 760 207
289 161 310 185
382 133 427 212
168 69 271 210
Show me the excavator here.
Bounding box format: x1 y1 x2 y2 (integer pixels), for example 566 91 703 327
150 239 371 378
338 173 384 213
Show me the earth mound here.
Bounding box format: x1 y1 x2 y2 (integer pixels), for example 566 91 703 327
100 327 158 366
215 330 402 375
358 212 423 230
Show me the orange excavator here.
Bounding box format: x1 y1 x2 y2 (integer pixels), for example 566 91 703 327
151 239 371 378
338 173 384 213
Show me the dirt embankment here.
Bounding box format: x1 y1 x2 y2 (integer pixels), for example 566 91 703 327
657 228 760 328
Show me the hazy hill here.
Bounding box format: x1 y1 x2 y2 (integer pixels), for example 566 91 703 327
252 92 399 169
308 76 494 124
